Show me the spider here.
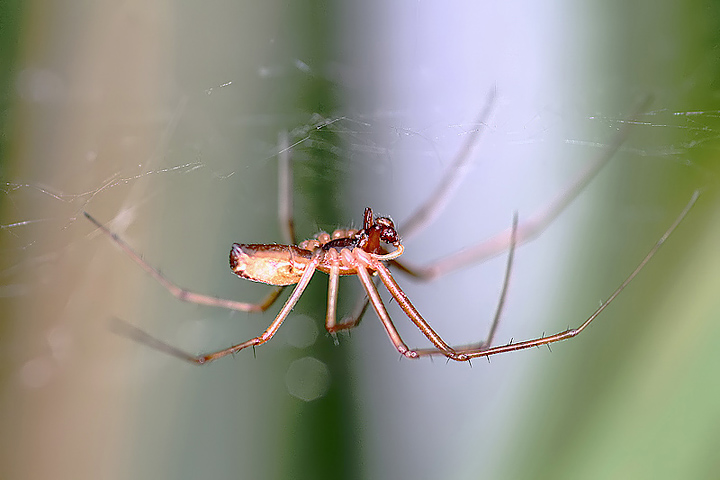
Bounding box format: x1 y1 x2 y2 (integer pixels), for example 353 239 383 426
84 97 698 365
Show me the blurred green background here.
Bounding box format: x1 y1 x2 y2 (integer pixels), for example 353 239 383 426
1 1 719 480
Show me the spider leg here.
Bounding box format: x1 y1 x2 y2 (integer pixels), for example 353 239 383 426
277 130 296 244
112 252 323 365
84 212 285 313
353 262 415 358
407 212 518 357
330 90 496 331
480 211 518 349
397 95 653 281
343 97 653 325
335 281 372 331
328 268 379 335
399 88 496 241
390 212 519 358
323 249 363 336
372 261 464 360
311 91 496 333
412 190 699 359
342 211 519 349
324 262 341 333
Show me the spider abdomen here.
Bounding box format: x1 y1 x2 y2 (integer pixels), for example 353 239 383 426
230 243 312 286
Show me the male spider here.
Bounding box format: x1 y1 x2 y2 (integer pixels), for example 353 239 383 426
85 98 698 365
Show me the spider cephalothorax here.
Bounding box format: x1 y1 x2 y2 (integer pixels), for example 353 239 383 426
300 207 400 254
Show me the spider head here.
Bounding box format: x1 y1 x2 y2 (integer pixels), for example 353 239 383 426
359 207 401 254
374 216 400 244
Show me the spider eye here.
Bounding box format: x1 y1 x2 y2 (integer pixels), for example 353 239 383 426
375 217 395 229
380 229 399 244
375 218 399 244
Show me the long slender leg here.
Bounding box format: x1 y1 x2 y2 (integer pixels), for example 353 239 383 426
398 95 654 280
372 261 462 360
481 211 518 349
412 190 699 359
325 263 341 332
342 211 519 340
112 252 323 365
353 262 416 358
324 249 364 336
340 293 372 330
84 212 284 313
401 212 518 356
277 130 296 244
325 260 373 335
335 91 496 328
326 288 367 333
328 271 371 334
346 96 654 325
400 89 496 240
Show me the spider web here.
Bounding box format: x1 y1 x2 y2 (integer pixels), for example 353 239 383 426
1 2 718 480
